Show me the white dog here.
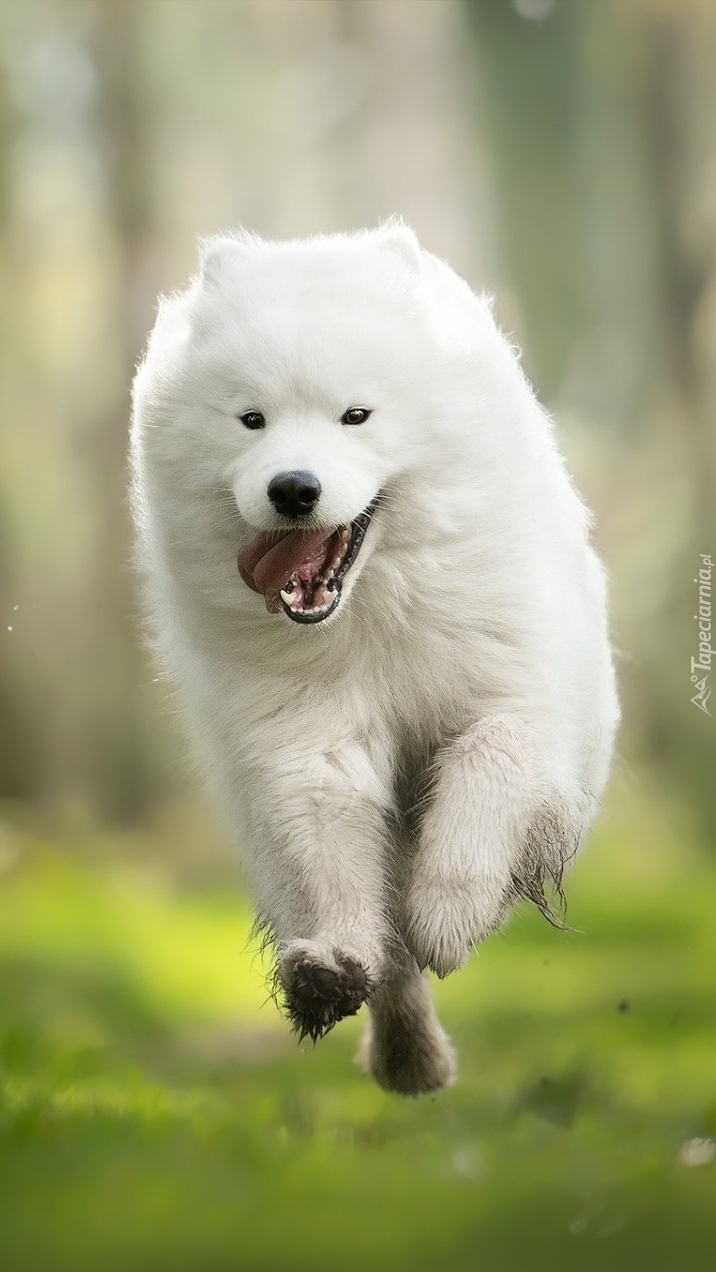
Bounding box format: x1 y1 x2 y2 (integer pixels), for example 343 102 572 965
130 223 619 1095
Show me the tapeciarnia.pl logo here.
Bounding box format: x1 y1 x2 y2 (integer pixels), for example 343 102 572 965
691 553 713 716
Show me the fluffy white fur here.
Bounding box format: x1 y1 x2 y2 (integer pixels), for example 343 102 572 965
130 223 619 1095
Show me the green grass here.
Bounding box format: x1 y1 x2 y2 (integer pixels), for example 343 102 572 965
0 788 715 1271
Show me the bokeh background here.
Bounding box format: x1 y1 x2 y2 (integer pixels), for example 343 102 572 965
1 1 715 1268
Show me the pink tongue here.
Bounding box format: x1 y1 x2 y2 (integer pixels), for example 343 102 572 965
238 528 334 598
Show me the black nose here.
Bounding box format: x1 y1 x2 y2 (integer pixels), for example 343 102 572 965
267 470 322 519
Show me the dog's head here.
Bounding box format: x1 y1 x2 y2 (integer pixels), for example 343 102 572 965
133 224 486 627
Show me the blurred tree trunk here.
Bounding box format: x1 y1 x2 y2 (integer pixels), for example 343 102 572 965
84 0 158 822
464 0 590 396
0 66 43 801
644 19 716 546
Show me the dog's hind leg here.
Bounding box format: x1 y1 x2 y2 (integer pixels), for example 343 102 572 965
359 949 456 1096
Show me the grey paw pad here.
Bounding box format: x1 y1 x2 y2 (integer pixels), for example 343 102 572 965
281 950 370 1042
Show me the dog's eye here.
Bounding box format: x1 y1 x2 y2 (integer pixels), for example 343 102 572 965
341 407 372 426
240 411 265 430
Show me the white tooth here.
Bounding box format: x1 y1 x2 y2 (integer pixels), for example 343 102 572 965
340 528 350 543
280 589 295 606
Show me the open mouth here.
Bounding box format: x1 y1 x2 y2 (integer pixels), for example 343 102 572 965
237 497 379 624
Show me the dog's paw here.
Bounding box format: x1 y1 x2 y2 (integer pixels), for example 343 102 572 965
404 876 505 978
279 944 371 1041
359 1013 456 1096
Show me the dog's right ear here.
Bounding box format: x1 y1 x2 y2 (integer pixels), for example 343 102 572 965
375 221 422 270
198 231 262 287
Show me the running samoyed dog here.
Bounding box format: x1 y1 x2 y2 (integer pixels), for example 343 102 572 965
130 223 619 1095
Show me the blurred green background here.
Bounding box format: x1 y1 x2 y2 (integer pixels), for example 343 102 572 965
1 1 715 1268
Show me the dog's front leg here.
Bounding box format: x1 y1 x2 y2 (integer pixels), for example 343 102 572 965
240 739 393 1040
404 715 586 978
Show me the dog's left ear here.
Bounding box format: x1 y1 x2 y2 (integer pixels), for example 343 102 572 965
376 222 422 270
198 231 262 287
